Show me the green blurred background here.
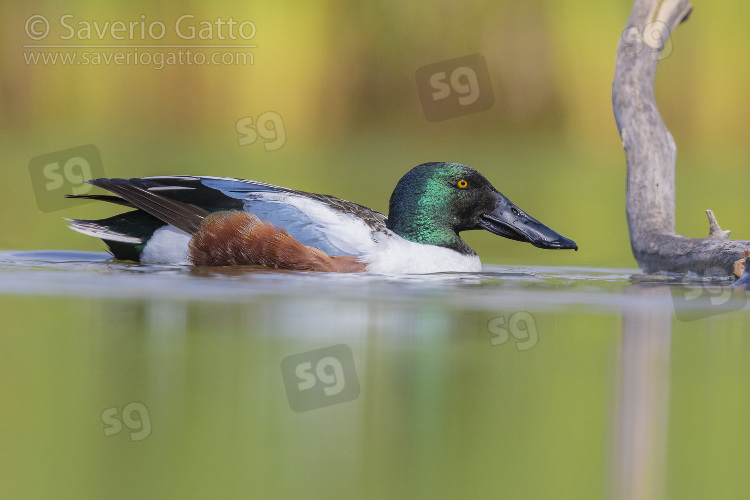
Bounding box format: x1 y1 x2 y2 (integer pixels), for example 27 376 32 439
2 0 749 268
4 4 750 498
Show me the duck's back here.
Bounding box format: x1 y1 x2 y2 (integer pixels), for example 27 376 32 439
67 176 388 265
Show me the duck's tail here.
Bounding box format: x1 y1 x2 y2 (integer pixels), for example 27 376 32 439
65 178 211 261
65 210 166 261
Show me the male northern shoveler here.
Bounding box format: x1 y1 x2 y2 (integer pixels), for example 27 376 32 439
65 162 577 274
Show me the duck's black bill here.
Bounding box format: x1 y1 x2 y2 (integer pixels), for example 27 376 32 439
478 192 578 250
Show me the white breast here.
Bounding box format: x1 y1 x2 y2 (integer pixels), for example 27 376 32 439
361 232 482 274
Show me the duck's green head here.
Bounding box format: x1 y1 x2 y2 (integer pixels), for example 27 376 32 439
385 162 578 255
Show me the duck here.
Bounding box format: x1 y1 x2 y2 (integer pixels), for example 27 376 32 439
65 162 577 274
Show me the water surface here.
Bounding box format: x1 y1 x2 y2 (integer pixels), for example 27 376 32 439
1 251 748 499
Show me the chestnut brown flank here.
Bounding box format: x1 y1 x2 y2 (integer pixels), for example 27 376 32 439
188 211 366 272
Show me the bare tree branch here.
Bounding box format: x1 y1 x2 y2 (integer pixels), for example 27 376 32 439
705 210 730 240
613 0 750 276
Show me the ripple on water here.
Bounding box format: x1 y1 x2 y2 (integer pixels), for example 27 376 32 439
0 250 746 318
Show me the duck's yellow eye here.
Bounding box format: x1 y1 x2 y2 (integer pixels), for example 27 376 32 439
457 179 468 189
